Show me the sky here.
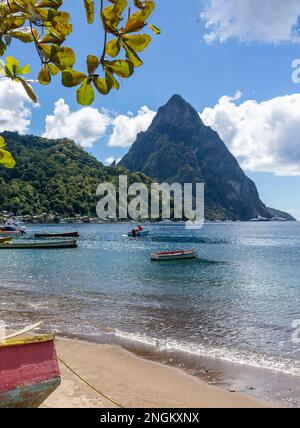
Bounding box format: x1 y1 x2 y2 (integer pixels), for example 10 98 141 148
1 0 300 218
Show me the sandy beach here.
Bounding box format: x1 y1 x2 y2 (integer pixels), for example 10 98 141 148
42 338 271 408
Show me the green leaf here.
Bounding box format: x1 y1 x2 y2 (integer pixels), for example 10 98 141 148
101 0 128 33
5 56 21 77
19 78 38 103
104 59 134 78
84 0 94 24
93 76 112 95
0 147 15 168
38 65 51 85
77 79 95 105
0 39 6 56
105 70 120 90
20 64 30 75
51 47 76 70
122 34 151 52
148 23 161 35
122 42 143 67
48 64 60 76
105 38 121 58
86 55 99 75
0 136 15 168
38 0 63 8
10 31 34 43
62 70 87 87
123 1 155 33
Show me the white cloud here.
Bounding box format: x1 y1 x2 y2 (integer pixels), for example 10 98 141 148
43 101 155 151
201 0 300 44
108 106 156 148
0 79 33 133
104 156 121 165
200 92 300 176
285 209 300 220
43 98 111 148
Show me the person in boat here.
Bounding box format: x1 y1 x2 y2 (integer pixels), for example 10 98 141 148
132 228 137 238
137 225 143 231
20 226 27 236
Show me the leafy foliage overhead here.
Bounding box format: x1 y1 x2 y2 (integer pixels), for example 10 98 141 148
0 0 160 168
0 0 160 105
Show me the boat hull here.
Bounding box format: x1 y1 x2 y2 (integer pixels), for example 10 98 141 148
151 250 197 261
0 335 61 408
128 230 150 237
0 237 12 243
0 377 60 408
0 239 77 249
34 232 80 238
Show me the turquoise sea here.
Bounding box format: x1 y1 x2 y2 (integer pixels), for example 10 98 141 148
0 222 299 406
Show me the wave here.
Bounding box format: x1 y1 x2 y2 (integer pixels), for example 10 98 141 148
113 330 300 377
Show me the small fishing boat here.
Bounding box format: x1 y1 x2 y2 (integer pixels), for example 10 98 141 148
34 231 80 238
0 236 12 244
0 326 61 408
0 220 26 233
0 230 23 235
0 239 77 249
151 250 197 261
128 229 150 237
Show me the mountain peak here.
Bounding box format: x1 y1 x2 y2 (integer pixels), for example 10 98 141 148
167 94 188 105
120 96 273 221
150 94 204 131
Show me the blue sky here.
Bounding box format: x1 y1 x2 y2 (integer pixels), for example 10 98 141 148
1 0 300 218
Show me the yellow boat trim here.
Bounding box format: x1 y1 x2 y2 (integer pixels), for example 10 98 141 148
0 334 55 348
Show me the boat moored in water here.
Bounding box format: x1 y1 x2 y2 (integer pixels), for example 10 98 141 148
0 239 77 249
128 229 150 237
0 220 26 233
151 250 197 261
0 230 23 235
0 330 61 408
34 231 80 238
0 237 13 244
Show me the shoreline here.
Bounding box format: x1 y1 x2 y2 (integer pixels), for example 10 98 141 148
42 337 272 408
50 330 299 408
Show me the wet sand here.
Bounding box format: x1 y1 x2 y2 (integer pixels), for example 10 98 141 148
42 338 272 408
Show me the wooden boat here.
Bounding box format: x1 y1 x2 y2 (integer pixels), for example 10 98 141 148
0 239 77 249
0 230 22 235
0 221 26 232
128 229 150 237
0 330 61 408
151 250 197 261
0 237 12 243
34 231 80 238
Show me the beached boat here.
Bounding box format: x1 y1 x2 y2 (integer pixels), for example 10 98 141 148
0 239 77 249
128 229 150 237
0 237 12 243
151 250 197 261
0 331 61 408
34 231 80 238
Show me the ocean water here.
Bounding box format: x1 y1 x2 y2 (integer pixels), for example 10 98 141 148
0 222 300 406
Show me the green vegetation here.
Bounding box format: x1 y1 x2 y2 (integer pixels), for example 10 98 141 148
0 131 152 217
